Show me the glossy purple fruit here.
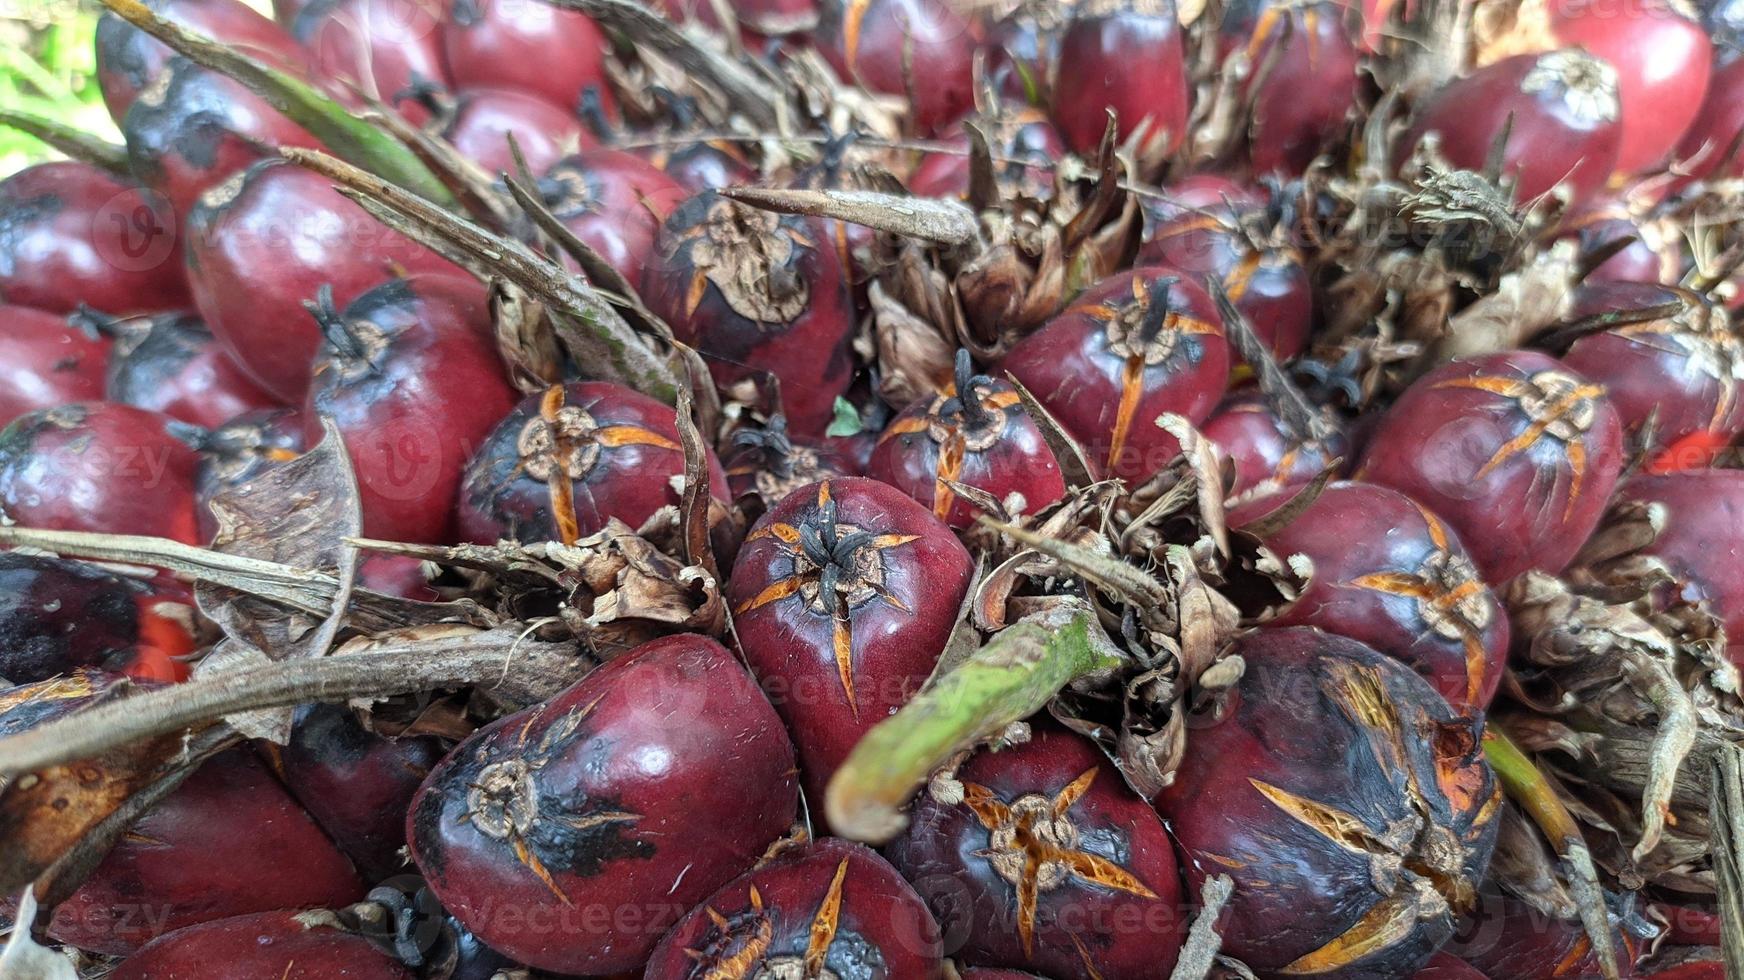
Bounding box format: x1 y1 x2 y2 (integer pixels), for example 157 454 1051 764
1202 390 1346 499
112 910 414 980
441 86 593 176
0 306 111 425
104 312 282 428
1052 0 1190 161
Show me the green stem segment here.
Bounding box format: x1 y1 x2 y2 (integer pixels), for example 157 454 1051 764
825 605 1121 844
0 109 131 176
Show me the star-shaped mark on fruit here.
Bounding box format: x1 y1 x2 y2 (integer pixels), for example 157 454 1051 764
1433 369 1605 519
684 858 851 979
1076 274 1220 467
515 384 680 546
878 350 1024 520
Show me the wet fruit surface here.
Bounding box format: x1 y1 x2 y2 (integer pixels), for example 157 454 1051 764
1156 628 1500 978
408 633 799 975
0 306 112 426
644 837 944 979
885 725 1186 979
111 910 415 980
729 478 972 806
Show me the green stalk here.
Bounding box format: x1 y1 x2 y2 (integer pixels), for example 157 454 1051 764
0 109 130 176
825 604 1121 843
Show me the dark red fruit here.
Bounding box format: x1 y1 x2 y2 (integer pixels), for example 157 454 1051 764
457 381 727 544
409 633 799 975
1402 50 1621 204
1202 390 1346 499
0 306 111 425
441 86 593 176
1615 470 1744 666
111 911 413 980
725 414 856 502
104 312 282 428
0 402 202 544
1558 197 1678 285
95 0 308 121
303 275 514 543
193 407 306 542
1676 56 1744 181
817 0 977 136
1156 628 1500 978
268 702 444 881
1414 952 1488 979
1052 0 1190 162
358 553 440 600
1221 0 1363 175
885 726 1186 979
906 111 1065 200
728 477 972 807
0 161 188 315
0 552 196 683
295 0 454 125
122 58 324 222
185 158 458 401
645 837 944 978
643 191 857 437
34 748 363 954
537 149 688 286
1237 481 1509 712
1447 886 1654 979
868 351 1066 527
1357 350 1625 583
1561 282 1744 455
441 0 614 117
1002 268 1229 482
645 134 757 195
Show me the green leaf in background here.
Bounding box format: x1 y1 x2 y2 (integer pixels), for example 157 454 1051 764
0 2 118 177
825 396 864 438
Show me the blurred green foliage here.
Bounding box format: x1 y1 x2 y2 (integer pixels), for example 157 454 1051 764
1 1 119 177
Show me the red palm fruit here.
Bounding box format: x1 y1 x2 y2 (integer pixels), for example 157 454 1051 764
1651 902 1722 946
104 312 282 428
1615 470 1744 666
302 275 514 543
1561 282 1744 454
441 0 614 118
1356 350 1624 583
441 86 592 176
95 0 308 121
122 59 324 222
1675 56 1744 181
409 633 799 975
267 702 444 881
906 111 1065 200
112 911 414 980
193 407 306 542
645 838 944 978
41 750 364 954
0 306 111 425
1221 0 1363 175
884 725 1186 979
1156 628 1501 978
1202 390 1347 499
982 4 1069 106
1557 197 1678 285
0 402 202 544
643 191 857 437
649 139 758 195
1543 0 1713 176
728 478 972 805
961 971 1051 980
1002 268 1229 482
1236 481 1509 712
0 162 187 315
538 149 688 287
1448 887 1654 979
184 158 457 402
358 553 439 600
457 381 727 544
725 414 856 503
0 552 197 683
1051 0 1190 161
1415 953 1489 978
295 0 454 125
1402 50 1622 205
868 350 1066 527
816 0 977 136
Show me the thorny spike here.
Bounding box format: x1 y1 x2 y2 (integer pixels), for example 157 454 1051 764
302 283 371 365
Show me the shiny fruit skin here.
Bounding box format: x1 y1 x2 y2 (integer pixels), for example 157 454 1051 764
0 306 111 426
111 910 414 980
184 158 458 402
1356 350 1624 583
441 0 614 117
1002 268 1229 483
1616 470 1744 667
95 0 308 121
540 149 689 287
867 372 1066 528
728 478 972 806
1562 283 1744 454
456 380 727 544
0 402 202 544
408 633 799 975
42 749 364 954
884 726 1186 979
269 702 444 881
0 161 188 316
295 0 454 125
1202 390 1346 499
1156 628 1500 979
1557 198 1678 286
1238 481 1509 712
193 407 306 542
105 312 282 429
1449 887 1652 979
644 838 945 979
122 59 324 223
303 274 515 543
1676 56 1744 181
1223 0 1363 175
0 553 195 684
442 86 593 176
817 0 977 136
1402 50 1621 205
643 191 857 438
1052 0 1190 160
649 139 757 195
